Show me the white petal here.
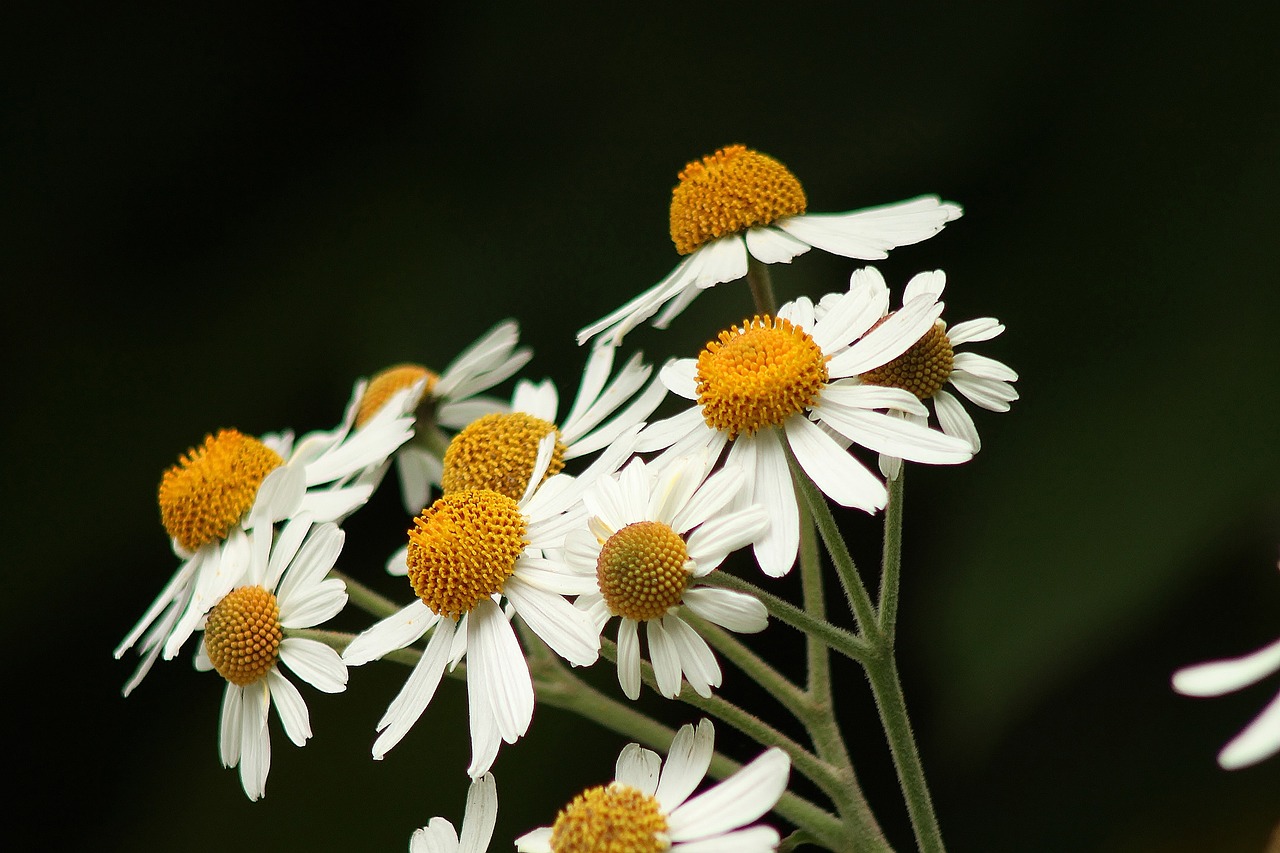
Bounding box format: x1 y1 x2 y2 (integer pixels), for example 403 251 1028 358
279 637 348 693
672 826 782 852
814 402 972 464
1173 637 1280 696
371 619 455 759
952 351 1019 382
667 748 790 840
514 826 553 853
576 255 697 347
744 225 811 264
774 195 961 259
729 432 798 578
661 615 721 697
238 682 272 801
691 234 749 291
827 297 945 378
948 372 1019 412
648 618 685 698
219 682 243 768
683 587 768 634
903 269 947 302
933 390 981 452
660 358 700 400
504 576 600 666
468 599 534 743
411 820 459 853
654 719 714 813
784 416 888 511
947 316 1004 345
617 619 642 700
342 600 438 667
616 742 663 795
684 505 770 573
266 668 312 747
819 382 929 416
459 772 499 853
1218 689 1280 770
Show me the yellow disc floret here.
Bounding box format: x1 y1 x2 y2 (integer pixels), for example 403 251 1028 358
696 316 829 439
406 489 528 619
549 782 669 853
158 429 285 553
669 144 808 256
859 320 954 399
597 521 691 621
203 585 283 687
441 412 566 500
356 363 438 428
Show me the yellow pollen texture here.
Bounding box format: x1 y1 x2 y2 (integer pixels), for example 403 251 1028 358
859 320 955 399
549 782 669 853
158 429 285 553
356 363 437 427
669 144 808 255
597 521 691 622
441 412 566 500
203 585 283 687
696 316 829 439
406 489 528 619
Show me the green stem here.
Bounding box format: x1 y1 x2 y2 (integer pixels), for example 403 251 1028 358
698 571 873 662
746 256 779 316
332 569 402 621
678 609 811 721
877 471 905 638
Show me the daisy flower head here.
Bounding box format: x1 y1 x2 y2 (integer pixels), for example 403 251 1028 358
1172 558 1280 770
835 268 1018 479
576 143 963 348
564 452 770 700
410 772 497 853
114 379 419 696
354 319 534 515
515 718 790 853
192 516 351 801
635 272 974 577
342 434 603 778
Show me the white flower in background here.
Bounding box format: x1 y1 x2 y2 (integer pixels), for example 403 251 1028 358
192 516 351 801
384 342 665 576
564 453 769 700
1172 559 1280 770
516 718 790 853
576 143 962 348
114 379 419 696
343 435 601 777
355 319 533 515
828 268 1018 479
410 772 497 853
636 271 973 576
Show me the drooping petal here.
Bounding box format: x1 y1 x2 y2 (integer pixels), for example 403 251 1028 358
784 415 888 512
774 196 961 259
459 772 499 853
932 389 981 452
371 619 455 759
503 575 600 666
647 618 685 698
617 618 642 700
468 599 535 744
744 224 811 264
266 668 312 747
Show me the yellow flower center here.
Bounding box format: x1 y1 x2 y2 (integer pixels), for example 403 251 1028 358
406 489 528 619
441 412 566 500
203 585 283 687
550 782 669 853
668 144 808 256
597 521 691 621
858 320 955 399
355 363 439 427
695 316 829 438
158 430 285 553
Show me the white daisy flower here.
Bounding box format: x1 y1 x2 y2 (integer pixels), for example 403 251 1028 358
515 718 790 853
635 272 973 576
191 516 351 801
114 379 419 696
563 452 769 700
355 319 534 515
410 772 497 853
382 343 666 577
829 268 1018 479
576 143 962 348
1172 560 1280 770
342 434 603 778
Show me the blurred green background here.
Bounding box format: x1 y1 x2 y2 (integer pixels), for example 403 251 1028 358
6 3 1279 851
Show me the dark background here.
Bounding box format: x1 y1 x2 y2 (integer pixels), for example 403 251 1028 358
6 3 1279 851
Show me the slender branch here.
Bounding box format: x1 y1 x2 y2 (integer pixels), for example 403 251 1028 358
877 471 905 638
331 569 403 621
746 256 779 316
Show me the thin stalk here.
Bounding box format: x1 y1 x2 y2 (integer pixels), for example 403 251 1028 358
746 256 779 316
332 569 402 621
877 471 905 638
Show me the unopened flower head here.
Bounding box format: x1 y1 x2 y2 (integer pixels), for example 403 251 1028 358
577 143 963 348
115 380 419 696
343 434 603 777
828 268 1018 479
565 453 769 699
1172 557 1280 770
516 718 790 853
353 320 533 515
410 772 497 853
636 271 973 576
192 517 351 801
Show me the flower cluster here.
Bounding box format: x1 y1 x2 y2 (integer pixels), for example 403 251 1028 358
116 144 1019 850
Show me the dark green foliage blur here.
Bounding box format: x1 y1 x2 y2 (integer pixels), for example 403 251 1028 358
6 3 1278 850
